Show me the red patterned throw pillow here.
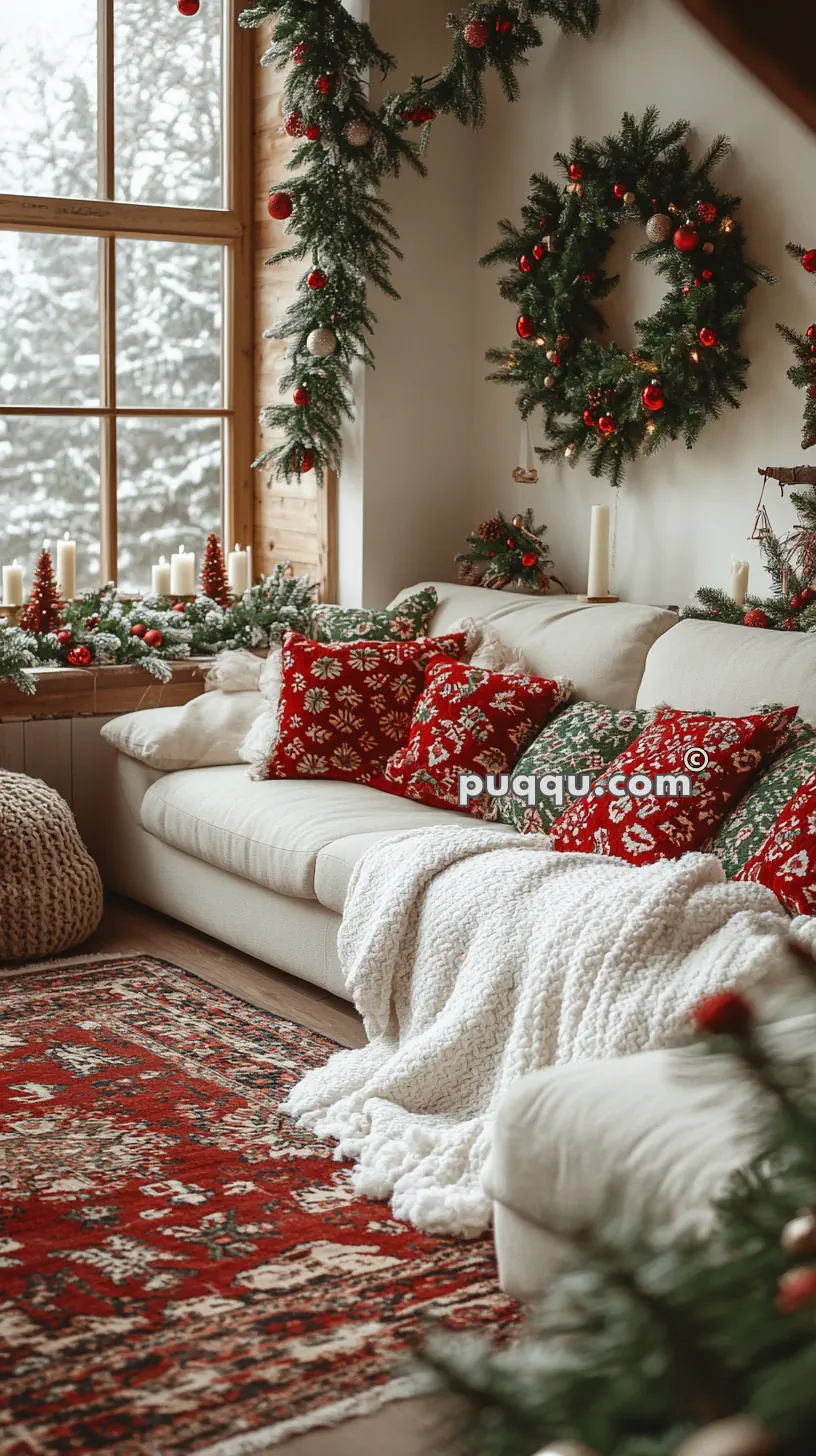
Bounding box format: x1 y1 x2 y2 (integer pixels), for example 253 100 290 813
264 631 466 784
735 767 816 914
549 706 797 864
375 655 571 816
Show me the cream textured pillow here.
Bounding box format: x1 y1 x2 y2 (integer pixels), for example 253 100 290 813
239 648 283 769
101 691 263 772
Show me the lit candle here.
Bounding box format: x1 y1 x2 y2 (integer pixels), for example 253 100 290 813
2 560 23 606
170 544 196 597
587 505 611 599
56 531 77 601
228 543 249 597
246 543 254 587
152 555 172 597
729 557 749 606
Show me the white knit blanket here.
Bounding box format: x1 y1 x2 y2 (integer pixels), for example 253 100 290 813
281 825 795 1238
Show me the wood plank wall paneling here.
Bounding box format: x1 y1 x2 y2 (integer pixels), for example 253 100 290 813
252 29 336 600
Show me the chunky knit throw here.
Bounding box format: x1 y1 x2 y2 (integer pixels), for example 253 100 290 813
281 824 802 1238
0 771 103 961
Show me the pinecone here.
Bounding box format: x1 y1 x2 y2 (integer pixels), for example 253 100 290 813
476 516 503 542
457 561 487 586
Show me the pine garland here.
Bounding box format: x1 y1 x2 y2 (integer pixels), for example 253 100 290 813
777 242 816 451
238 0 602 486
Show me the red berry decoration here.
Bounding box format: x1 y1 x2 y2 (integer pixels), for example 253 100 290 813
786 617 796 630
284 111 305 139
778 1267 816 1314
267 192 293 221
66 645 92 667
519 255 533 274
144 629 163 648
583 409 597 428
807 325 816 342
701 268 713 281
673 224 699 253
506 538 515 549
463 20 491 47
582 272 596 283
177 0 200 13
516 314 535 340
641 381 665 413
129 623 147 638
292 42 307 64
568 162 584 181
744 608 769 628
693 990 753 1036
495 15 514 32
598 415 617 436
699 327 718 348
315 74 336 96
57 630 72 645
521 552 537 568
85 614 99 630
307 268 328 290
305 123 321 142
172 602 186 613
532 243 545 261
697 201 717 223
802 249 816 275
293 387 310 407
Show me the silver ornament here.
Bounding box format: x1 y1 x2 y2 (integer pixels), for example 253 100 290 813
646 212 672 243
306 327 338 358
623 190 636 205
781 1208 816 1256
544 375 556 389
343 118 372 148
673 1416 775 1456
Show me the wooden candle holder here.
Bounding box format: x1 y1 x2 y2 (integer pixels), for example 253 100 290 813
0 604 22 627
577 594 620 604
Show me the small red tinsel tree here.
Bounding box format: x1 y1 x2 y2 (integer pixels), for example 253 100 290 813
200 534 232 608
20 549 64 633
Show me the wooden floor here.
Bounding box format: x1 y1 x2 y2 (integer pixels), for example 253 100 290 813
79 894 442 1456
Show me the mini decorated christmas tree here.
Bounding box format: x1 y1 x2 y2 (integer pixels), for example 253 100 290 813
456 509 561 593
777 242 816 452
200 534 232 608
19 549 64 634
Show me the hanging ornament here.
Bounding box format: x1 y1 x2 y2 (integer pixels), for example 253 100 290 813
307 268 328 290
129 623 146 638
516 314 535 339
646 212 672 243
641 380 665 412
521 552 537 567
583 408 597 428
697 201 718 223
781 1209 816 1256
699 327 718 348
613 182 627 198
702 241 715 254
598 414 617 436
743 608 769 628
305 123 321 141
463 19 491 47
674 224 699 252
778 1265 816 1311
568 162 584 181
293 387 311 407
807 325 816 342
801 248 816 274
144 629 163 648
673 1417 775 1456
267 192 294 221
343 118 372 147
623 190 636 205
544 375 556 388
315 74 336 95
284 111 305 138
519 255 534 273
307 327 338 358
177 0 200 13
702 268 714 281
532 243 545 261
291 448 315 475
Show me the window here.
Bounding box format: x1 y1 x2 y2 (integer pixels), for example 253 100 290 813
0 0 252 594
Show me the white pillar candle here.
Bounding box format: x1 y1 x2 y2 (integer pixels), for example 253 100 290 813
228 543 249 597
2 560 23 606
729 557 749 606
246 543 254 587
170 544 196 597
56 532 77 601
152 555 172 597
587 505 611 599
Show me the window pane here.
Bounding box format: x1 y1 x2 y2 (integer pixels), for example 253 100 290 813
0 416 100 594
117 417 221 593
117 241 222 408
0 234 100 407
0 0 97 200
114 0 223 209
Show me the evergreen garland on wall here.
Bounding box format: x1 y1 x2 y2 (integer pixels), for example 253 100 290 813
777 242 816 451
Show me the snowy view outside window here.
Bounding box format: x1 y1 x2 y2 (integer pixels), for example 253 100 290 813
0 0 224 593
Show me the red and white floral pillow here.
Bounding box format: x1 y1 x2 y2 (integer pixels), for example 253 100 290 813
549 706 797 864
735 766 816 915
374 655 572 816
262 631 466 785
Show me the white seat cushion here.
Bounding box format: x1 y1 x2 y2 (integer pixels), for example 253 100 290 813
139 766 490 900
314 817 512 914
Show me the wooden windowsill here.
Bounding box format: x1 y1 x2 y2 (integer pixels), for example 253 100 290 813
0 660 211 722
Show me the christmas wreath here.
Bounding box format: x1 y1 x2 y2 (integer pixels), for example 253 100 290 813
482 109 772 487
777 241 816 451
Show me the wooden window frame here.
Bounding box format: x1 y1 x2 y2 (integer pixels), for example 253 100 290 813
0 0 254 585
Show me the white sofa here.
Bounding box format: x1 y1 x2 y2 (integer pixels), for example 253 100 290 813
92 580 816 1298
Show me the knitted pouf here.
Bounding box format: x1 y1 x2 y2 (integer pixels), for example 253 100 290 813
0 771 103 962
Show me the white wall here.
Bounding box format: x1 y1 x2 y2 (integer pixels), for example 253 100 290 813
468 0 816 607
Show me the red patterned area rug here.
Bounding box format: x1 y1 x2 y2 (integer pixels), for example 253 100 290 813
0 956 518 1456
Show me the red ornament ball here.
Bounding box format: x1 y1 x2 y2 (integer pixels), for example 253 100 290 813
641 381 665 412
613 182 627 199
683 285 691 295
297 449 316 474
144 629 163 648
284 111 305 139
532 243 545 261
744 608 769 628
583 408 597 428
807 325 816 342
516 314 535 340
57 630 72 645
129 623 147 638
519 255 533 274
701 268 713 281
66 645 92 667
673 224 699 253
521 552 537 568
697 201 717 223
598 414 617 436
802 249 816 275
315 74 336 96
568 162 584 181
267 191 293 221
293 387 310 407
463 20 491 47
172 602 186 613
693 989 754 1036
292 41 307 64
809 384 816 400
307 268 328 290
177 0 200 14
778 1267 816 1314
305 123 321 142
85 614 99 630
699 327 718 348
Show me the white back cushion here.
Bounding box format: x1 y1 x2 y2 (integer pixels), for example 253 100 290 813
637 618 816 718
391 581 677 709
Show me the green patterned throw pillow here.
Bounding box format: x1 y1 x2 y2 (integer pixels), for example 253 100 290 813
711 718 816 877
494 700 650 835
309 586 438 644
